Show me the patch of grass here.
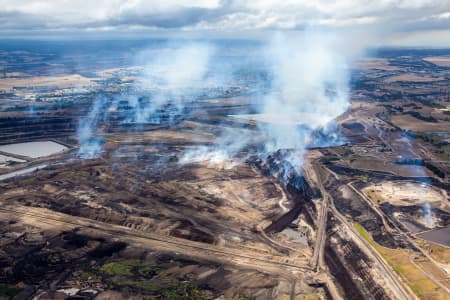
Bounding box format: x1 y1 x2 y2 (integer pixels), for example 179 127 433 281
100 260 212 299
415 239 450 264
392 264 405 276
162 282 206 300
355 175 368 182
410 283 424 296
119 280 161 293
354 223 372 244
118 280 208 299
99 259 140 276
353 223 448 299
138 266 160 277
0 284 22 298
76 271 99 282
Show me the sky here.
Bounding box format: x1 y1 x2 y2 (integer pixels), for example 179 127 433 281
1 0 450 47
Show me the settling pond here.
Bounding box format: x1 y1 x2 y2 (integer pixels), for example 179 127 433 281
0 141 67 158
417 227 450 247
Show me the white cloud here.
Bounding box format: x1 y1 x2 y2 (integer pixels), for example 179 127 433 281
1 0 450 45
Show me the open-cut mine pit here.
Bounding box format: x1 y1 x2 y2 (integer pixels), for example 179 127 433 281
2 37 450 300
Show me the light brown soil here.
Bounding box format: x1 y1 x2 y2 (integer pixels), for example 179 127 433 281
424 56 450 67
384 73 445 83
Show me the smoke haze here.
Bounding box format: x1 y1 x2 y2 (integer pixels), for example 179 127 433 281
182 29 360 182
126 42 214 124
256 31 352 177
77 30 366 183
77 96 108 159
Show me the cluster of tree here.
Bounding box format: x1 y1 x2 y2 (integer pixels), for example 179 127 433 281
320 156 339 164
424 162 445 178
395 158 445 178
413 98 445 109
403 103 422 109
395 158 423 165
382 104 404 113
405 111 438 122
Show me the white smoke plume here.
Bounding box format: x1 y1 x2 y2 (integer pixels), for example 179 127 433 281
180 125 262 168
184 29 360 181
77 42 215 159
77 96 107 159
264 32 350 135
397 140 436 228
255 31 353 178
422 201 435 228
77 31 362 178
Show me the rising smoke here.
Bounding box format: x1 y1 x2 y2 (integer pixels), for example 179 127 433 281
397 136 436 227
78 30 363 184
422 201 435 228
125 43 214 124
181 30 358 182
256 31 352 179
77 42 215 157
77 96 108 159
73 29 439 229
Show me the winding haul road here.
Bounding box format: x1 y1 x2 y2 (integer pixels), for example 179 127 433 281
347 180 450 295
310 164 328 272
2 152 433 299
0 163 48 181
327 198 417 300
352 184 450 295
0 205 312 273
309 162 417 300
0 203 311 300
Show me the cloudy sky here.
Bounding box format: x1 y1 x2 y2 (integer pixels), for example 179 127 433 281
1 0 450 46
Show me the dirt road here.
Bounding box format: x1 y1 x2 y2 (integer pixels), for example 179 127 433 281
0 205 311 276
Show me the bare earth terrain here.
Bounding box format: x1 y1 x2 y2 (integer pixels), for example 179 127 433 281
1 45 450 300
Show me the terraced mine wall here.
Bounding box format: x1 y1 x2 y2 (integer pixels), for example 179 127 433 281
0 102 185 145
248 154 319 234
0 115 78 144
325 219 391 300
264 175 316 233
